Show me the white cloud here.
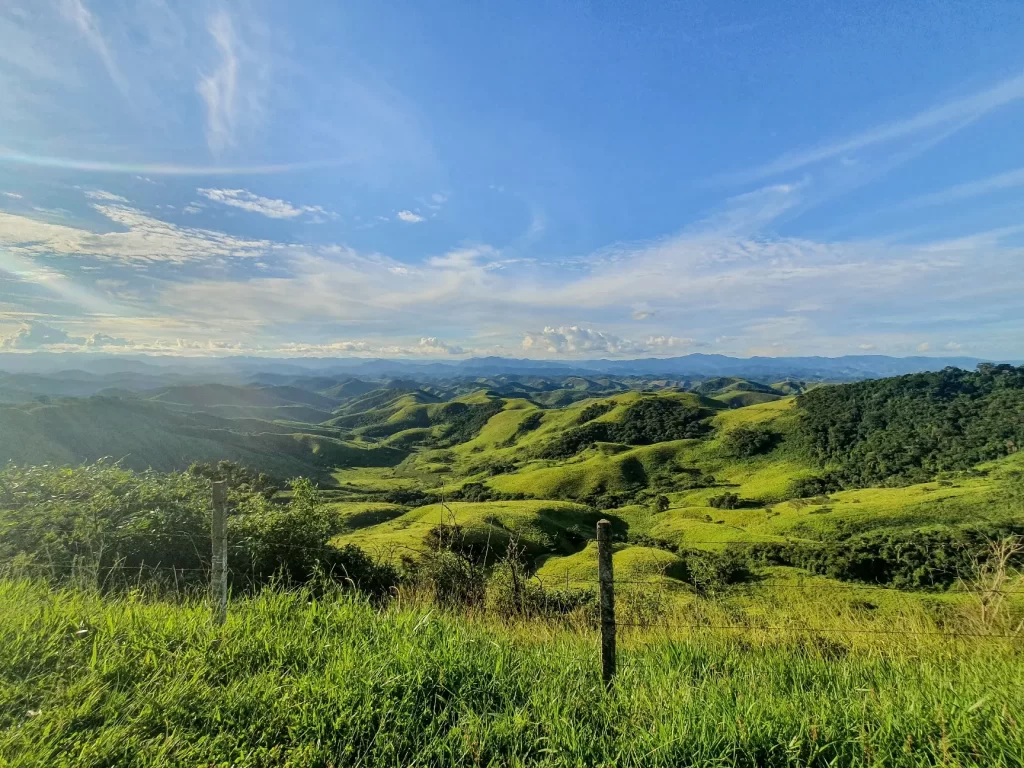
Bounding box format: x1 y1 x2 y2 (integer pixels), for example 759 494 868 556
197 188 337 221
917 342 931 353
632 310 654 320
198 11 266 154
0 204 272 263
274 337 465 358
397 210 425 223
522 326 679 357
0 321 78 349
199 187 298 217
944 341 963 351
858 343 876 351
60 0 130 98
183 203 204 214
721 71 1024 184
85 190 129 203
85 332 131 347
418 337 463 355
2 192 23 199
903 167 1024 209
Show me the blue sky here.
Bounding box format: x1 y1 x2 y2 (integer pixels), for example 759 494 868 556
1 0 1023 359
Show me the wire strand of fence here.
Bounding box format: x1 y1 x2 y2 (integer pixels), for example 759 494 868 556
610 620 1021 640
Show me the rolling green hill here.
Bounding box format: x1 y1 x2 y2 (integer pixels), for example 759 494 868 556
0 397 404 477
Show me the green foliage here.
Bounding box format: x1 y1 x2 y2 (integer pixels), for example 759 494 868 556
432 400 505 446
787 474 842 498
574 400 616 425
723 423 778 458
539 398 710 459
6 580 1023 766
186 460 280 498
797 364 1024 487
754 524 1024 590
0 463 397 595
709 491 740 509
0 461 210 583
403 549 486 608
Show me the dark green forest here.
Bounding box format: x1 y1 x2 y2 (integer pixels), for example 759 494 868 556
796 364 1024 487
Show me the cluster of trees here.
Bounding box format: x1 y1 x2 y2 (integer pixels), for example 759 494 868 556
722 424 778 458
539 398 710 459
753 524 1024 589
0 461 397 596
433 401 505 446
574 401 616 425
796 364 1024 487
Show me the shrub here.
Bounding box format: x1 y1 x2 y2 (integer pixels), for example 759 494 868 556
708 492 739 510
722 424 778 458
405 549 486 608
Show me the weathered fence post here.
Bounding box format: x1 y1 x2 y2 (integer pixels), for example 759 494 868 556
211 481 228 625
597 519 616 688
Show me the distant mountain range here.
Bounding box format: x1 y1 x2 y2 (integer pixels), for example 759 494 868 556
0 352 1012 382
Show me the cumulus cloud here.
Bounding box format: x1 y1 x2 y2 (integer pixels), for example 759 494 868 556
521 326 695 357
418 337 463 355
0 321 137 350
0 321 79 349
397 210 424 223
917 342 931 353
85 332 132 347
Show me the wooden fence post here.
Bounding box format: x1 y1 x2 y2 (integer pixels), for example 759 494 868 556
211 481 228 625
597 519 616 688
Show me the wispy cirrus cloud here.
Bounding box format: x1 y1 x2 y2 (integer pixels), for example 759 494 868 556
197 188 337 221
901 167 1024 209
198 11 240 153
718 71 1024 185
59 0 130 99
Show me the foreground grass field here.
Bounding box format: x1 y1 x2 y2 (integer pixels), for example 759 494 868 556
2 579 1022 767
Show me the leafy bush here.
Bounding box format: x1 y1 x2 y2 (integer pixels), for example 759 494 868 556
0 463 397 596
722 424 778 458
404 549 486 608
787 475 842 499
708 492 739 509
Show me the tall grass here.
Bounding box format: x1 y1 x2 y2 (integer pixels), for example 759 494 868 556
2 577 1022 767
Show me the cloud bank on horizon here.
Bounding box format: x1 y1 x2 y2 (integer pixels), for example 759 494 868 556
0 1 1022 359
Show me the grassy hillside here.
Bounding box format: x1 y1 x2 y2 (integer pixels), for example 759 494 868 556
0 397 404 477
2 579 1021 767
